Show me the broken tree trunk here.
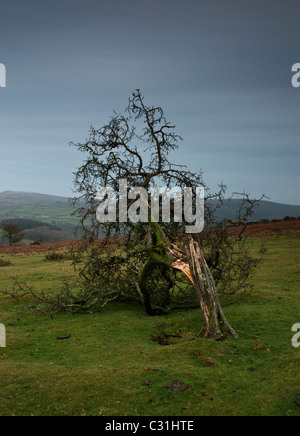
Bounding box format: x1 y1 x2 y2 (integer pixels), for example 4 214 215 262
138 223 238 338
182 236 238 338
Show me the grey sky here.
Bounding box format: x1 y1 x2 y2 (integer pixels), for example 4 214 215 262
0 0 299 203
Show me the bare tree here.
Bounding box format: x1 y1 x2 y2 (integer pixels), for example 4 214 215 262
2 90 264 339
69 89 263 338
0 222 24 246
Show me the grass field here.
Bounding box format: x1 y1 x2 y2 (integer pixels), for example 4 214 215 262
0 191 78 230
0 236 299 416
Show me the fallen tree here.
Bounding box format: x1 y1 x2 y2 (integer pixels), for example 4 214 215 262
68 90 264 338
1 90 265 339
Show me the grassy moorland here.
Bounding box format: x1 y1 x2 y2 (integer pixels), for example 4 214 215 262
0 191 76 225
0 235 299 416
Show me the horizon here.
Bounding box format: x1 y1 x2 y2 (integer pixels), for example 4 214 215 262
1 189 300 207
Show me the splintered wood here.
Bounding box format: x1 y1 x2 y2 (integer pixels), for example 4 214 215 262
170 259 194 284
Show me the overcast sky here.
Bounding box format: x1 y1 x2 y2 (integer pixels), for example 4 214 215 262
0 0 299 204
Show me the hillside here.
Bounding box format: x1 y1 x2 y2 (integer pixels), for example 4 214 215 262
212 199 300 222
0 191 78 244
0 191 76 232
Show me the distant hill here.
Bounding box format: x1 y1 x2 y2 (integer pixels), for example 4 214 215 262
0 218 62 231
0 191 78 244
0 191 300 243
211 199 300 222
0 218 76 245
0 191 76 233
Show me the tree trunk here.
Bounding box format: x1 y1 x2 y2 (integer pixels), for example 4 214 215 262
139 223 238 338
166 236 238 338
138 257 156 316
182 236 238 338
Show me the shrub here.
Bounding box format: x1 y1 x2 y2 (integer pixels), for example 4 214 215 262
45 251 72 261
45 252 65 261
283 216 296 221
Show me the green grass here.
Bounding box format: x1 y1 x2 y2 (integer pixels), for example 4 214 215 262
0 236 299 416
0 206 78 226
